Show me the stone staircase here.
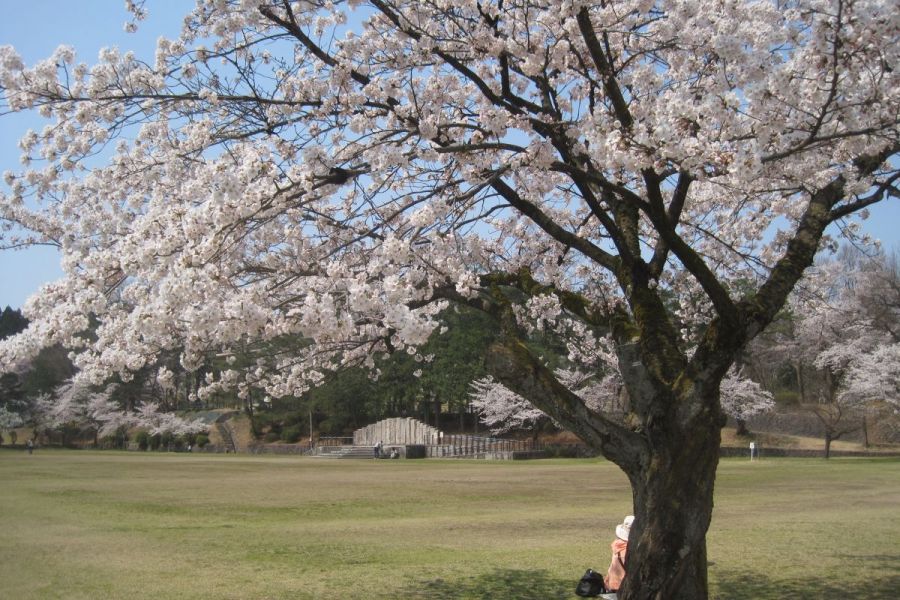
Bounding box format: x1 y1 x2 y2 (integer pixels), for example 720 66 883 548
313 445 376 459
214 417 238 453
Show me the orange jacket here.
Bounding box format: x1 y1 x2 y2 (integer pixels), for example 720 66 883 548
604 538 628 591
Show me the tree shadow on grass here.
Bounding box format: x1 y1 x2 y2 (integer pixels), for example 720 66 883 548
712 554 900 600
399 568 573 600
396 556 900 600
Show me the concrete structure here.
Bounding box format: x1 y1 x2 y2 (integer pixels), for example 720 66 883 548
353 417 442 446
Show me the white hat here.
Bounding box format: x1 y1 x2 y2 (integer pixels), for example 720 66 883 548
616 515 635 541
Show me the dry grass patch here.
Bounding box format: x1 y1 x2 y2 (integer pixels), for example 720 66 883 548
1 450 897 599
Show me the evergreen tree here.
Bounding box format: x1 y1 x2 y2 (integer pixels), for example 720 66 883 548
0 306 28 340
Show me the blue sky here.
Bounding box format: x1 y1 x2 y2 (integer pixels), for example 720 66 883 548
0 1 190 310
1 2 898 310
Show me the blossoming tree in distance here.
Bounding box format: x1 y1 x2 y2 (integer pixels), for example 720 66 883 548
0 1 897 597
784 252 900 454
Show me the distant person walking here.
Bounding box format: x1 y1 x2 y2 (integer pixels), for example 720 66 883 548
374 440 383 458
26 439 34 455
604 515 633 593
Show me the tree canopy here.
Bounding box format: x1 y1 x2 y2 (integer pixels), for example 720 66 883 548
1 2 897 598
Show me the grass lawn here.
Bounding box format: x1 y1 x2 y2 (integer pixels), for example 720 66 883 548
1 450 898 599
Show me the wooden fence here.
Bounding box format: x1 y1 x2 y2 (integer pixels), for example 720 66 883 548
426 434 539 457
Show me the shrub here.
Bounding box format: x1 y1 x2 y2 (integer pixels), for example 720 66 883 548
775 390 800 407
542 444 597 458
149 434 162 451
281 425 303 444
195 433 209 448
264 431 280 443
135 431 150 451
160 432 174 450
284 412 305 427
250 413 271 438
317 418 344 435
405 445 427 459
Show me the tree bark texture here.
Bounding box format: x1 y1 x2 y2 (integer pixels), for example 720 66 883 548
621 399 723 600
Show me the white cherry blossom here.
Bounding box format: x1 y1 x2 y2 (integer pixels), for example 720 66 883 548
1 3 896 597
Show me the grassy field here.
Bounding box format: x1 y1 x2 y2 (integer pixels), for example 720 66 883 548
1 450 898 599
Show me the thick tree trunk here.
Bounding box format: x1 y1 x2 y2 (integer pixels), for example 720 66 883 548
483 330 727 600
619 408 722 600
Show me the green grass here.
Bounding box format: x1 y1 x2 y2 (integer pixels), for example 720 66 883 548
1 451 898 599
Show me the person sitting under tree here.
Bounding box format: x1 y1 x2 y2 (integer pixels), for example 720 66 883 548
604 515 633 593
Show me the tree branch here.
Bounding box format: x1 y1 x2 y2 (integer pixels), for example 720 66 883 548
643 170 740 328
489 178 620 272
649 172 692 278
487 333 648 468
576 8 633 130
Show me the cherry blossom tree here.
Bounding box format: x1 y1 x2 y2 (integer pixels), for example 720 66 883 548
766 250 900 455
0 404 24 442
719 366 775 433
836 252 900 433
803 296 880 455
820 253 899 444
28 379 206 446
470 375 549 434
842 343 900 410
44 380 119 445
1 2 897 597
30 382 84 438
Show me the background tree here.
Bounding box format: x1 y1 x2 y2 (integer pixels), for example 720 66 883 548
0 371 25 444
759 249 900 456
801 295 871 458
470 375 553 436
717 367 776 436
0 307 28 339
812 251 900 451
1 2 897 598
274 304 498 435
841 344 900 413
0 308 29 441
0 307 75 431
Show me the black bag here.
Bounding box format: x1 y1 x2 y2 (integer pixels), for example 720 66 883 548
575 568 606 597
